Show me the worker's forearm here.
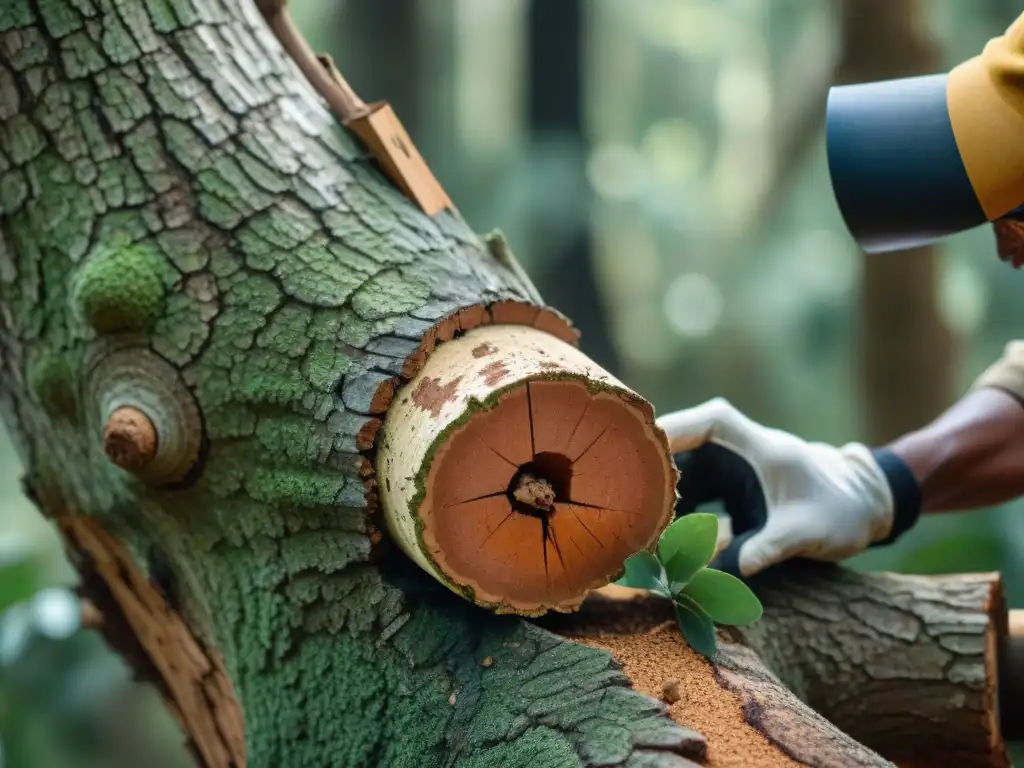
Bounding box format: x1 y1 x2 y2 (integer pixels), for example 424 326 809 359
887 387 1024 513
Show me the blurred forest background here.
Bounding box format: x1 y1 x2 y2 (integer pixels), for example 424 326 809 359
4 0 1024 765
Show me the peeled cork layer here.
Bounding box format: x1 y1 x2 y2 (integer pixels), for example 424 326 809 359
378 324 677 615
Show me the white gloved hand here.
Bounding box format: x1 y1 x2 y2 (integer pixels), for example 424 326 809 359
657 398 920 577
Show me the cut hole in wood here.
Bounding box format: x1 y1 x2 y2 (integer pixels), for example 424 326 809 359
378 324 676 615
508 453 571 514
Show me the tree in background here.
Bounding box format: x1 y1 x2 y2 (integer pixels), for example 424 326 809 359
839 0 957 444
525 0 621 376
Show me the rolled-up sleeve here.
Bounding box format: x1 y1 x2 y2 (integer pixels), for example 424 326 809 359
972 342 1024 401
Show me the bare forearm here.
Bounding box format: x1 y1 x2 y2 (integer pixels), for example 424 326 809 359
888 387 1024 513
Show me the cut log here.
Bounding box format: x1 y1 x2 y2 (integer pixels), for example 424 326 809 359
737 565 1009 768
378 324 676 615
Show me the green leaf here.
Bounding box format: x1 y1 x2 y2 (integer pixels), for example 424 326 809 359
658 513 719 586
674 596 718 658
681 568 763 626
615 551 668 595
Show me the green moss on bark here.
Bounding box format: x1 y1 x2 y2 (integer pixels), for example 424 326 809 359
26 351 78 423
72 244 167 334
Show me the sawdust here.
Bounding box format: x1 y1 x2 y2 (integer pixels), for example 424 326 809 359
573 622 798 768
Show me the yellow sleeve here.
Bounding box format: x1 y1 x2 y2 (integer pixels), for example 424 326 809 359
972 341 1024 401
980 12 1024 115
948 12 1024 220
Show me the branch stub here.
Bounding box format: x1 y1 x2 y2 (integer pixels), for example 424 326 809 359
103 406 159 473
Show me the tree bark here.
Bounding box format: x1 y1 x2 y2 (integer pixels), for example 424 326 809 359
838 0 958 444
0 2 1013 768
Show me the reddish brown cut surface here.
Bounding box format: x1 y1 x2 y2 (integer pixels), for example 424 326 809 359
420 379 675 613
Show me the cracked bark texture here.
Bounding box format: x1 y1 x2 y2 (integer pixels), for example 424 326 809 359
0 2 1012 768
736 564 1009 768
0 1 701 766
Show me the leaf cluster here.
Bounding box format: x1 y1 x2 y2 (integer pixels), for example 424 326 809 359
616 513 762 657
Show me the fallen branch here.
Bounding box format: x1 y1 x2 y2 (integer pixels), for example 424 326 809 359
551 562 1011 768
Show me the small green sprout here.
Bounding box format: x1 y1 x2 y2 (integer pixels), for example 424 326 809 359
615 513 762 658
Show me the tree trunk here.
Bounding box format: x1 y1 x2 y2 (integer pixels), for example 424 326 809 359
0 2 1014 767
525 0 621 377
839 0 958 444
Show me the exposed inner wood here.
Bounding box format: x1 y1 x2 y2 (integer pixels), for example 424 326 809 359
378 324 676 615
102 406 158 472
57 514 245 768
424 381 673 612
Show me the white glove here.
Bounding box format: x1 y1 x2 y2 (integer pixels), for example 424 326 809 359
657 398 920 577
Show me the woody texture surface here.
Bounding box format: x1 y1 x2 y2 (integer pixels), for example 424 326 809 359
0 1 1019 767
